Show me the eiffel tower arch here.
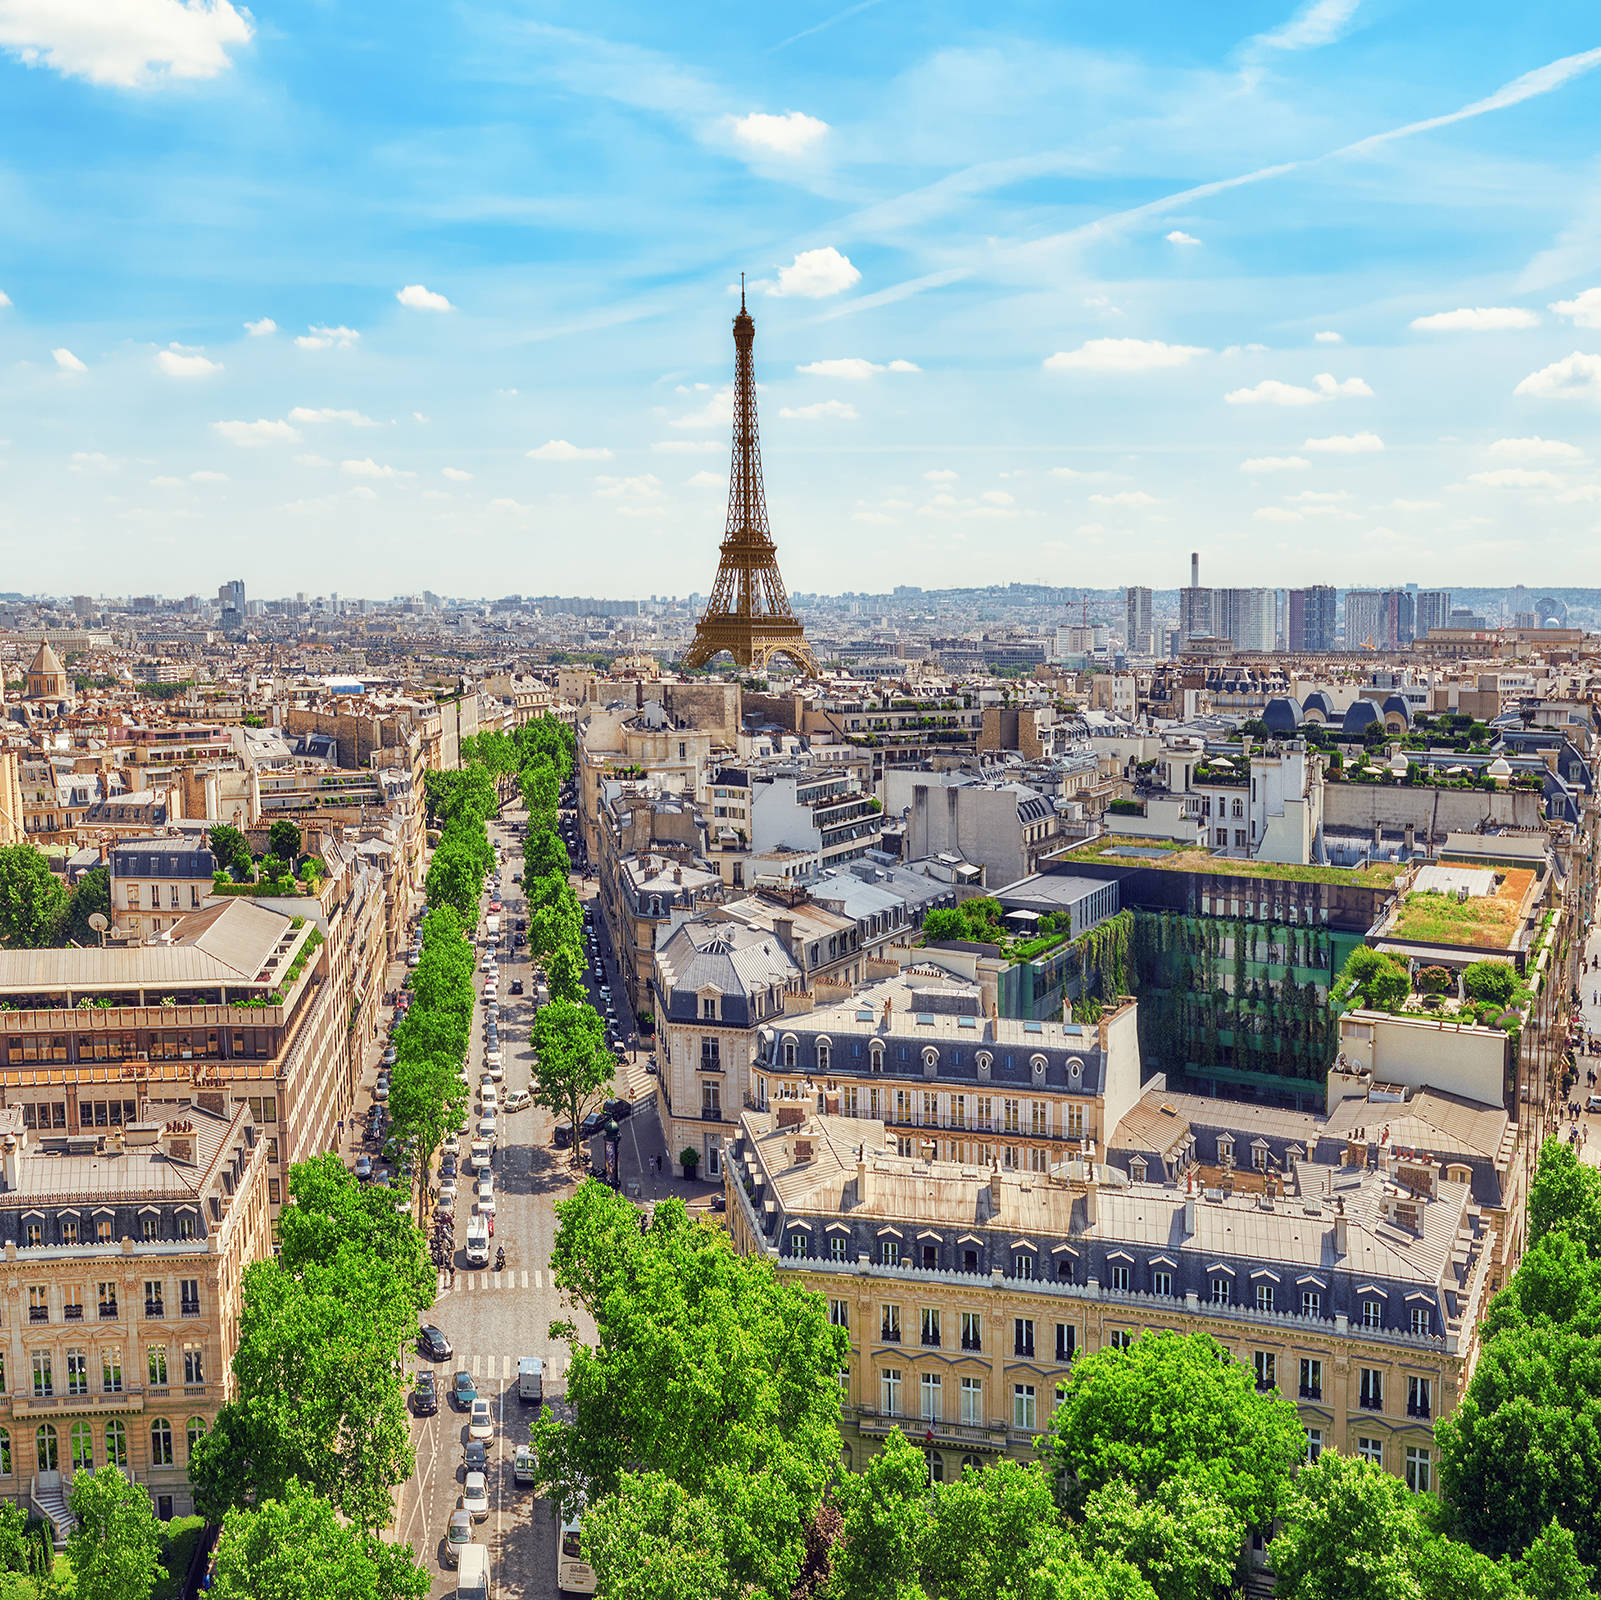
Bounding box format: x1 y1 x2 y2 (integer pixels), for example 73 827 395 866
682 287 819 677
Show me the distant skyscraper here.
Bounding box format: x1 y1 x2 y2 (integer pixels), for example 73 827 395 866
1287 586 1337 652
1383 589 1416 648
217 579 245 614
1124 585 1154 654
1415 590 1451 639
1215 588 1275 652
1344 590 1383 650
1179 553 1213 640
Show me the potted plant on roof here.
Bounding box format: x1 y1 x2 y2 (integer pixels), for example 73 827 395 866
679 1146 700 1183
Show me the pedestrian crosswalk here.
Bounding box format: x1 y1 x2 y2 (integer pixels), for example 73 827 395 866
435 1268 542 1294
459 1351 569 1381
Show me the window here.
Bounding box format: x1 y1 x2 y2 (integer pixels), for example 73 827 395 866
62 1285 82 1321
1013 1318 1034 1358
922 1242 939 1271
1151 1269 1172 1298
98 1281 118 1318
881 1369 903 1416
1362 1299 1382 1329
35 1426 56 1474
961 1312 982 1352
1066 1104 1085 1138
699 1037 720 1070
837 1368 850 1402
921 1308 941 1348
1410 1305 1433 1336
701 998 716 1020
818 1043 831 1072
1408 1375 1432 1419
156 1495 173 1521
1301 1289 1321 1318
1304 1427 1323 1462
1404 1447 1431 1494
1003 1099 1021 1135
70 1421 93 1472
148 1345 169 1388
1211 1276 1231 1305
180 1279 200 1316
788 1230 808 1258
31 1353 52 1398
1109 1329 1133 1351
176 1214 196 1241
1255 1282 1275 1313
102 1349 122 1394
1357 1436 1382 1467
1359 1368 1383 1411
27 1286 47 1323
881 1304 902 1343
187 1417 206 1457
66 1349 88 1397
145 1281 164 1318
0 1430 9 1476
96 1218 111 1243
183 1344 204 1385
23 1223 41 1249
960 1377 982 1425
881 1239 899 1267
141 1215 158 1243
150 1419 174 1468
1030 1101 1047 1136
1055 1323 1076 1363
1013 1253 1034 1281
1012 1384 1037 1430
59 1219 77 1245
829 1234 848 1262
919 1372 942 1422
1109 1263 1130 1293
829 1298 849 1330
1253 1351 1276 1392
1299 1358 1322 1400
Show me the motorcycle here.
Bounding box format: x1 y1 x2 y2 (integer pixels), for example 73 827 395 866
494 1247 505 1272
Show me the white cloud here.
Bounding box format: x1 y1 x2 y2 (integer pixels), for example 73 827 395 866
244 317 276 337
52 347 86 372
796 356 921 380
1304 432 1384 453
189 468 226 482
442 467 474 482
779 399 858 421
0 0 253 88
1468 467 1564 488
396 283 453 312
1254 0 1361 52
1165 230 1201 246
760 247 860 300
1254 506 1303 523
852 510 898 525
1550 288 1601 329
1288 489 1351 503
213 418 300 447
924 469 959 483
1315 372 1373 396
69 451 120 472
489 497 533 513
1089 489 1157 507
293 453 331 468
728 110 828 157
981 490 1014 506
528 439 613 461
1048 466 1085 480
594 474 663 502
156 344 220 378
348 485 379 501
1226 379 1324 406
295 324 360 350
341 458 396 479
148 474 184 489
0 290 11 307
652 439 722 453
1240 455 1311 472
670 388 734 430
685 471 725 489
1514 352 1601 400
413 412 428 423
1410 306 1539 331
1045 338 1207 373
1313 330 1342 343
1390 498 1443 511
289 406 377 426
1488 435 1583 461
1556 483 1601 504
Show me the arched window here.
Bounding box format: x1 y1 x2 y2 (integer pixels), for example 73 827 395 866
105 1420 127 1470
0 1429 11 1476
927 1449 946 1485
961 1453 983 1474
35 1425 57 1473
187 1417 207 1457
150 1419 174 1468
869 1043 884 1073
69 1422 93 1473
817 1038 831 1071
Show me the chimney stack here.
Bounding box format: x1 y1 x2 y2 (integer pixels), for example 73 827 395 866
988 1159 1002 1211
1190 552 1199 589
856 1145 871 1207
1182 1195 1196 1237
1333 1196 1348 1256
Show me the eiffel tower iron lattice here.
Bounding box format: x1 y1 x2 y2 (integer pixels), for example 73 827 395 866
682 284 819 677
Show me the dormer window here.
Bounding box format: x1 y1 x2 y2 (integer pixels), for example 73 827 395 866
869 1043 884 1073
817 1041 831 1071
701 996 717 1020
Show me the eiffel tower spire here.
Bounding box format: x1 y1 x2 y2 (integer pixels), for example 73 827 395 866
683 284 818 676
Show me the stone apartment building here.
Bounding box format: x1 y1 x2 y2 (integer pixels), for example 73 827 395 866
0 1097 272 1528
727 1107 1492 1497
884 769 1063 888
108 836 218 941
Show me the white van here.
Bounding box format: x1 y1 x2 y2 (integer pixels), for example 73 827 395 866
518 1356 545 1403
456 1545 490 1600
465 1218 490 1267
481 1083 499 1112
486 916 501 936
469 1139 492 1173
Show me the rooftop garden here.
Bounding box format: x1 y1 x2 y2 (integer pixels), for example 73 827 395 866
1065 836 1403 888
1334 947 1528 1041
1388 867 1534 950
209 822 328 897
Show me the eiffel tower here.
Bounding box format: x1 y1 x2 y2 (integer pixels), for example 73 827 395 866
683 284 819 677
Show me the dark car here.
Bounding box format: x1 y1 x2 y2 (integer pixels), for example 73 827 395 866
440 1157 457 1180
579 1110 608 1140
419 1325 453 1362
605 1097 633 1123
510 978 524 995
463 1439 488 1472
412 1370 438 1416
354 1154 372 1181
553 1124 573 1149
516 918 527 932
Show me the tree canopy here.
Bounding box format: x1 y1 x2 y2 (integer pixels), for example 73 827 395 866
529 999 613 1135
0 843 69 948
66 1463 164 1600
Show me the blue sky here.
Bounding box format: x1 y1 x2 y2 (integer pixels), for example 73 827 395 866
3 1 1601 600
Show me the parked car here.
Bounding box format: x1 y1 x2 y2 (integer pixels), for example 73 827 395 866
554 1123 573 1149
469 1398 494 1440
476 1180 496 1215
354 1154 372 1180
513 1444 538 1485
438 1179 458 1206
462 1472 489 1521
412 1370 438 1416
485 1049 503 1071
579 1109 608 1139
443 1509 473 1568
503 1088 532 1113
463 1438 487 1472
605 1097 634 1123
1588 1094 1601 1115
373 1081 389 1103
382 1045 397 1067
453 1370 476 1409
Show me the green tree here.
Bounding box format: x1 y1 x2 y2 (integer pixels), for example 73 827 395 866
210 1480 430 1600
65 1463 163 1600
1077 1478 1242 1600
268 819 303 863
532 1185 849 1599
1513 1520 1596 1600
581 1473 736 1600
425 841 481 925
530 999 613 1136
921 907 970 943
1043 1330 1304 1531
0 844 69 948
207 824 254 878
1332 947 1410 1012
0 1500 31 1580
57 866 110 946
547 938 587 1004
1462 960 1519 1007
827 1428 931 1600
526 829 571 881
1270 1453 1427 1600
1526 1139 1601 1257
922 1454 1066 1600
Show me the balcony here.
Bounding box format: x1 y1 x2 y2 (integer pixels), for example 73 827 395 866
144 1303 165 1320
1359 1395 1383 1412
63 1305 83 1322
1014 1342 1034 1359
1407 1401 1431 1419
961 1338 982 1353
1299 1386 1322 1401
180 1302 201 1318
27 1308 48 1324
98 1303 118 1320
699 1107 723 1123
880 1326 901 1344
920 1334 941 1349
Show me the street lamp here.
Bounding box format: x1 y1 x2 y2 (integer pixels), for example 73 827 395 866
603 1116 620 1189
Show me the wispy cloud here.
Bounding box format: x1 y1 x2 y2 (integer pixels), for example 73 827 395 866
0 0 254 87
778 399 858 421
296 325 360 350
1411 306 1538 332
1046 338 1207 373
52 348 86 373
1250 0 1361 53
1304 432 1383 453
156 345 220 378
1241 456 1311 472
528 439 613 460
1165 229 1202 246
213 418 300 447
770 0 886 51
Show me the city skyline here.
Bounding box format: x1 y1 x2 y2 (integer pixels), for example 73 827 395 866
3 3 1601 596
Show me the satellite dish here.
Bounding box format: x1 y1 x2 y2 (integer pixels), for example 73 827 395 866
88 913 108 932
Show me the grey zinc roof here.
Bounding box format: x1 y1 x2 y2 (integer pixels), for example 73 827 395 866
658 918 801 1000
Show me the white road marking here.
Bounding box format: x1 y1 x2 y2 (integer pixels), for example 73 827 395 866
502 1354 512 1380
472 1353 482 1377
521 1269 529 1289
534 1270 542 1289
